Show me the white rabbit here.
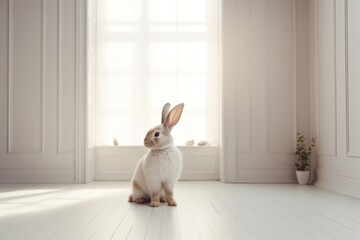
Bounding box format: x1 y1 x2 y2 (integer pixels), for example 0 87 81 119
128 103 185 207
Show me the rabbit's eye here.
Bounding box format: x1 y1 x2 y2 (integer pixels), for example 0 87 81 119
154 132 160 137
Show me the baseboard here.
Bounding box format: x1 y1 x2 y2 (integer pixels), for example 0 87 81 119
95 146 220 181
0 168 75 183
235 168 298 183
315 169 360 198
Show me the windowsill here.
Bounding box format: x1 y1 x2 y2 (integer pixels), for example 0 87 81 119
94 145 220 180
95 145 218 148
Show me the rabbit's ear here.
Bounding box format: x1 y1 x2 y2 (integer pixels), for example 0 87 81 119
164 103 184 131
161 103 171 124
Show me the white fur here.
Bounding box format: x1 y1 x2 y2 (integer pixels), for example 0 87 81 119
129 103 184 206
131 146 182 200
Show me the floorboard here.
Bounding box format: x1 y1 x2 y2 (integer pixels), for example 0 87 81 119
0 181 359 240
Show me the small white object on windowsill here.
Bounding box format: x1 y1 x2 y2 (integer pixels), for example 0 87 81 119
185 139 195 146
197 140 208 146
185 139 210 146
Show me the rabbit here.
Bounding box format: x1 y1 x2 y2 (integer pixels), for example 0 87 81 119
128 103 185 207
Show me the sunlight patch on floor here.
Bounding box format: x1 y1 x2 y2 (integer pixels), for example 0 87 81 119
0 184 130 217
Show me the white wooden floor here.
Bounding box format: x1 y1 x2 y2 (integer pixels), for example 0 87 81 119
0 181 359 240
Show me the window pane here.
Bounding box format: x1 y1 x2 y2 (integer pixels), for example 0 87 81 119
149 113 161 128
97 0 220 146
148 0 176 22
148 43 177 72
105 0 142 22
104 75 133 111
106 43 133 71
178 0 206 22
149 113 206 145
148 75 177 109
175 113 206 144
178 43 206 71
178 75 206 110
101 114 133 145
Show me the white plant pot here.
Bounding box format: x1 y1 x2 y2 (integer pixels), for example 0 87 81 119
296 171 310 185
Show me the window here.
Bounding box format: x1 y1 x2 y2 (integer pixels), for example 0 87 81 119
96 0 220 146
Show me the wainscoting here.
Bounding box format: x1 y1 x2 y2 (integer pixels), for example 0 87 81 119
310 0 360 198
0 0 88 183
222 0 310 183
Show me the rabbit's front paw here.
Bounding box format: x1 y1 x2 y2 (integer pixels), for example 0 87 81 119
150 200 160 207
135 198 146 204
167 199 177 206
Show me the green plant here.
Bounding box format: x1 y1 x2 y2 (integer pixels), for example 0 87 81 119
295 133 316 171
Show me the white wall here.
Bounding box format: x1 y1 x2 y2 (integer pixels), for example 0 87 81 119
311 0 360 197
222 0 311 182
0 0 91 183
6 0 359 190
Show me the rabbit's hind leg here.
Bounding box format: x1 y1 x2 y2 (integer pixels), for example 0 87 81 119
130 180 149 204
162 182 177 206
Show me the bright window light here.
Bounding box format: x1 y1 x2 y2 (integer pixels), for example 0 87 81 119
96 0 220 146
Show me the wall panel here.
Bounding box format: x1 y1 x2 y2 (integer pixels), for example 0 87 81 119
317 0 337 156
249 0 267 154
43 0 59 154
0 0 87 183
8 0 43 153
0 0 9 157
266 0 296 153
347 0 360 157
222 0 303 183
234 0 251 154
314 0 360 197
58 0 76 154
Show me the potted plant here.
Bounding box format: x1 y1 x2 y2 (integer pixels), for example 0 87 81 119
295 133 316 184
